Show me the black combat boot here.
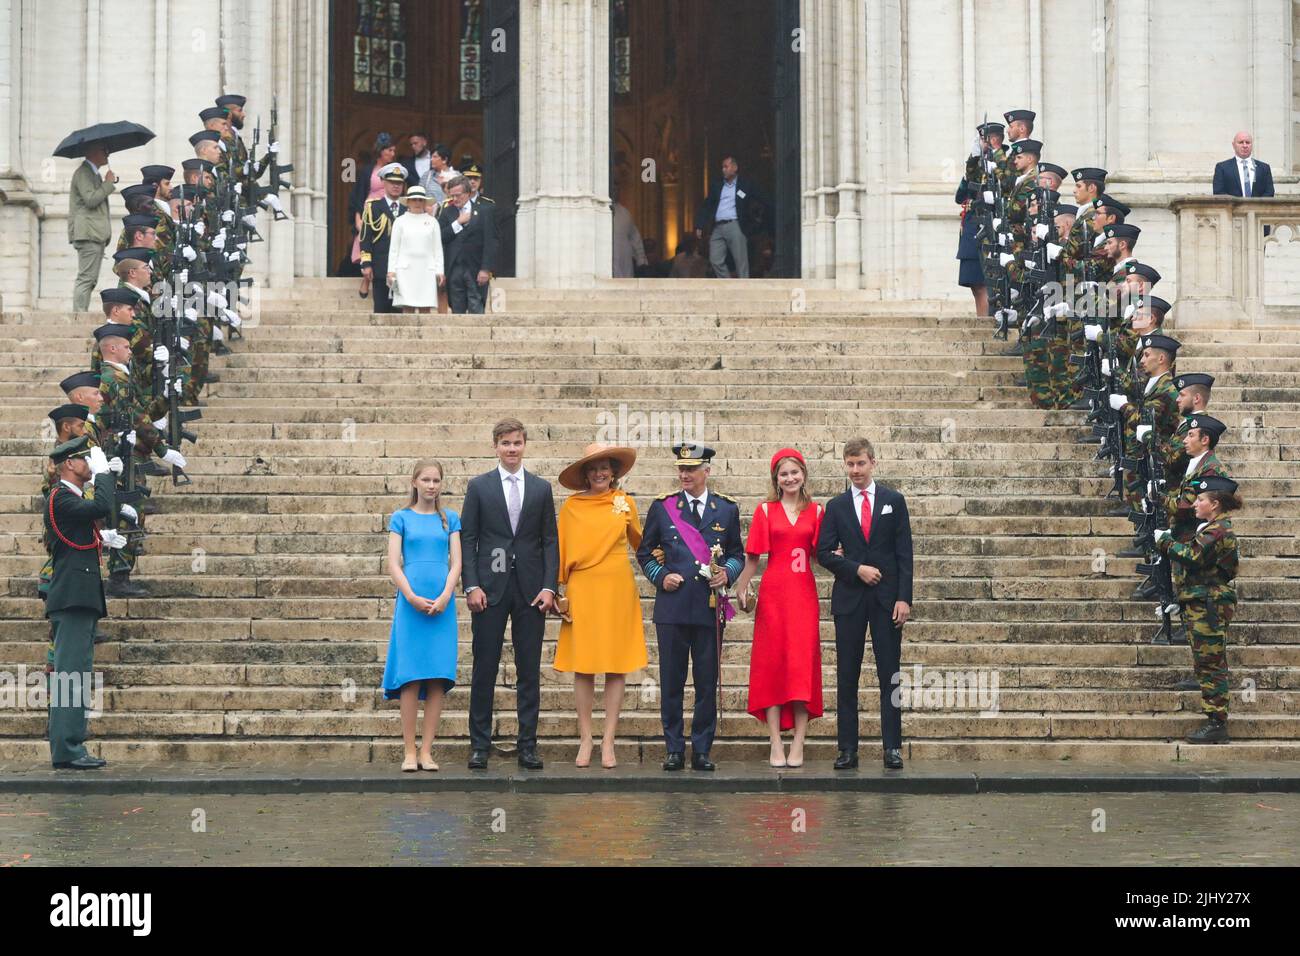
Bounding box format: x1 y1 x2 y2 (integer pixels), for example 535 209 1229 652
106 571 150 598
1185 717 1228 744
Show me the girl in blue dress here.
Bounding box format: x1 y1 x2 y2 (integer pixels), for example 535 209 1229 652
384 459 462 771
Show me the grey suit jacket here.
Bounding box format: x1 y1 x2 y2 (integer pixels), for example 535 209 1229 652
67 161 116 244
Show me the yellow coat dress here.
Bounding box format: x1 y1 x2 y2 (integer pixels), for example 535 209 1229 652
554 489 648 674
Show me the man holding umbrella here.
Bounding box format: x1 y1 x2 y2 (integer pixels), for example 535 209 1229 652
67 144 117 312
57 120 155 311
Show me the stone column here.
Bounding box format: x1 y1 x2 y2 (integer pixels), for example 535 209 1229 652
515 0 610 288
832 0 863 290
1106 0 1151 175
0 0 37 310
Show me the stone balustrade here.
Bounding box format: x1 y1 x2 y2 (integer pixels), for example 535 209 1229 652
1170 197 1300 327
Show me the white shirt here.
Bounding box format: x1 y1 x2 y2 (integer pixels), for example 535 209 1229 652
1144 370 1168 397
684 490 709 520
104 359 130 373
60 478 84 498
852 481 877 528
1237 156 1256 196
414 152 432 180
155 197 175 222
498 464 525 509
1185 451 1208 477
451 198 474 234
128 283 150 304
716 179 738 221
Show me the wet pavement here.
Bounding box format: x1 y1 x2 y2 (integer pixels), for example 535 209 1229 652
1 791 1297 865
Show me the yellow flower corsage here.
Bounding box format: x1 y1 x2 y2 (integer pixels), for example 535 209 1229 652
612 495 630 515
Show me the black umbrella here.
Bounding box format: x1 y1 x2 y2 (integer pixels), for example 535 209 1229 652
53 121 155 159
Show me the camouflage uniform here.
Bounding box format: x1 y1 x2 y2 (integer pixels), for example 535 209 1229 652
1004 170 1054 409
1167 448 1229 588
1158 515 1238 720
1121 369 1180 509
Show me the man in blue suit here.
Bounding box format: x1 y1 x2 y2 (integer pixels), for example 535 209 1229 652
636 444 744 771
816 437 914 770
1212 131 1275 198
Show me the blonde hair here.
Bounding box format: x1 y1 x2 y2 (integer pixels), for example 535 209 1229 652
582 456 622 491
406 459 448 531
767 455 811 512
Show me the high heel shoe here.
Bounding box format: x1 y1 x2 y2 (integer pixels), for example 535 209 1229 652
769 747 787 768
601 742 617 769
575 739 594 768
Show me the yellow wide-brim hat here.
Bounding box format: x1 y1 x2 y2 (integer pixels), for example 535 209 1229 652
558 443 637 491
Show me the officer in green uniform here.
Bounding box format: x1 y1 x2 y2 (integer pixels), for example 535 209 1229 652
44 435 116 769
1155 475 1241 744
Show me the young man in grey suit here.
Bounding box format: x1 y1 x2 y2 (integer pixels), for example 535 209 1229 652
816 437 914 771
460 418 559 770
67 144 118 311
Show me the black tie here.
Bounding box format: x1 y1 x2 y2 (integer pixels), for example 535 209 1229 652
390 202 398 217
692 499 702 527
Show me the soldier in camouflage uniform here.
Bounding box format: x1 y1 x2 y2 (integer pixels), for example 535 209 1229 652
1166 372 1214 476
1000 139 1057 408
1113 334 1181 515
1155 475 1241 743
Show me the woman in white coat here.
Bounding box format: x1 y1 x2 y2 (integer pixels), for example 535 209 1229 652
387 186 445 313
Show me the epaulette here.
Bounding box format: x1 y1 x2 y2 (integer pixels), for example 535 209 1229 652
655 491 677 501
478 194 497 204
712 491 737 504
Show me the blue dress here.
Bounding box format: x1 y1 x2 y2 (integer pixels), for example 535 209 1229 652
382 508 460 700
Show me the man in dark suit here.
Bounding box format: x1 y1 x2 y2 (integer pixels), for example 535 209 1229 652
44 436 116 769
460 418 558 770
694 155 769 278
635 445 744 771
1212 131 1275 198
816 437 914 770
438 175 497 314
359 164 408 314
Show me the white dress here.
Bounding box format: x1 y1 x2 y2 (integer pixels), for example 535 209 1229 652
388 212 444 308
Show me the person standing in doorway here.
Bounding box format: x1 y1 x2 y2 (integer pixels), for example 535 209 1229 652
694 155 768 279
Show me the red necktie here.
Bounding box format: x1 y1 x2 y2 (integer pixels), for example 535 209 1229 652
860 490 872 541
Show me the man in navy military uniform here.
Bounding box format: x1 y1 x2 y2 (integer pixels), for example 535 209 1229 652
636 444 743 771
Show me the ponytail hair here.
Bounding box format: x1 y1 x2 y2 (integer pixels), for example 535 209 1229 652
407 458 448 531
1206 490 1243 514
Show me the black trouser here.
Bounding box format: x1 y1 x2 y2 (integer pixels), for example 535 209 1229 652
655 623 719 755
468 571 544 751
447 264 485 314
371 252 397 314
834 601 903 752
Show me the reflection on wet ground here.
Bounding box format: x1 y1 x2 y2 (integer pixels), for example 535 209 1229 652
1 792 1297 866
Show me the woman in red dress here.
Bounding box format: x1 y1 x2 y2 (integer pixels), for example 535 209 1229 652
735 448 824 768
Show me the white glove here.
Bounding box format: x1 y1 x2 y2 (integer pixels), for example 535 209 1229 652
242 214 258 228
269 141 280 155
180 337 190 350
212 233 227 250
227 251 243 262
984 160 997 174
233 182 243 196
1108 394 1127 411
224 310 241 327
193 220 206 236
161 449 187 468
262 193 285 213
997 232 1008 247
1123 302 1136 320
212 325 225 341
184 307 199 321
1100 358 1112 376
175 269 189 285
1034 222 1050 240
153 345 170 363
1084 324 1102 342
1046 242 1062 262
1153 529 1170 544
221 209 235 223
107 456 123 475
992 217 1002 230
207 290 227 308
182 245 197 261
86 446 110 477
153 417 168 430
999 253 1015 267
99 529 128 550
172 378 183 396
969 136 982 158
1022 257 1035 269
119 504 138 524
1136 424 1152 443
1052 301 1072 319
242 162 252 177
1092 233 1106 249
125 430 137 447
1147 480 1163 498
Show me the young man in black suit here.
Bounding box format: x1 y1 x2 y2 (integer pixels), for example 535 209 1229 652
460 418 559 770
1212 131 1275 198
816 437 914 770
438 175 497 314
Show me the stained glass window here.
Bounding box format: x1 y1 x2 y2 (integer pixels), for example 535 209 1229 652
460 0 482 101
612 0 630 95
354 0 407 98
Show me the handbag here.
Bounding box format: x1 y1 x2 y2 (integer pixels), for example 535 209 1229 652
554 593 572 623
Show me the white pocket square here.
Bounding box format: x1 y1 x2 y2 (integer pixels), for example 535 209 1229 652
881 504 893 515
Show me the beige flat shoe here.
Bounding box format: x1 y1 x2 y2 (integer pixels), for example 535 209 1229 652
419 756 439 772
401 756 418 772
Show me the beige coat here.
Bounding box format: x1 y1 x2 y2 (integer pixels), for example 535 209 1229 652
67 160 116 244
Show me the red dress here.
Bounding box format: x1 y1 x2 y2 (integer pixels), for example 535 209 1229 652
745 500 824 730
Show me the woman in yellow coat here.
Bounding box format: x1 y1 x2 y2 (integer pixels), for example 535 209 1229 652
555 443 647 769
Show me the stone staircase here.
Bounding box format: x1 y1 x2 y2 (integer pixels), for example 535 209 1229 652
1 277 1298 765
